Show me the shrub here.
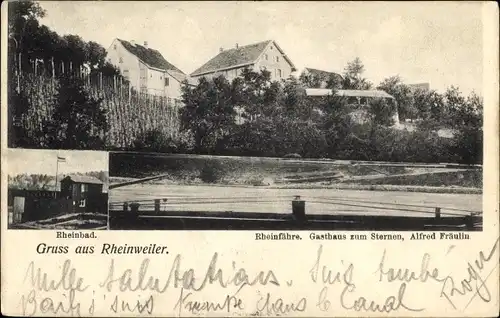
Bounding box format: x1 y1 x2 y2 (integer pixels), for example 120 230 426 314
199 161 225 183
242 174 268 186
284 153 302 158
132 129 194 153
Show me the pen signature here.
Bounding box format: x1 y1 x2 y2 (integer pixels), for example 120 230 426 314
110 294 154 314
100 253 280 293
376 236 499 310
340 282 424 313
20 259 89 316
174 283 245 315
24 259 89 293
441 236 499 310
20 289 83 316
255 291 307 316
310 245 354 286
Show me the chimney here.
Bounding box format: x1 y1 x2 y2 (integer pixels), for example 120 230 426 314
143 41 148 48
235 43 239 49
219 47 224 53
130 40 136 46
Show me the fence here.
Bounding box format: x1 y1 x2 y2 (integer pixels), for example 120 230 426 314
108 196 483 231
10 61 182 149
8 189 108 225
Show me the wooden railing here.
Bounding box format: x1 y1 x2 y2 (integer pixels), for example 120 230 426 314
108 196 482 231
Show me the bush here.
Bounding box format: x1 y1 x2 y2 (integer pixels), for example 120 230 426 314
284 153 302 158
132 129 194 153
242 174 268 186
199 161 226 183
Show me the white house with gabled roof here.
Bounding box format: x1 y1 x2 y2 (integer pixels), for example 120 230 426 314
107 38 193 99
191 40 297 82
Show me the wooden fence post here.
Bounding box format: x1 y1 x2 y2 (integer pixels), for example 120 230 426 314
435 207 441 219
466 213 474 230
292 195 306 224
154 199 160 213
51 57 55 78
13 196 25 224
130 202 140 213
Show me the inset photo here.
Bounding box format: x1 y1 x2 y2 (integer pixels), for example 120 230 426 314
6 149 108 230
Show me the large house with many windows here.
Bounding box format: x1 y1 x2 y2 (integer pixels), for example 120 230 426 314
106 38 190 98
190 40 296 82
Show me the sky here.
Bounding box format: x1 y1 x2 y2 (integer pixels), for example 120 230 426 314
6 149 108 176
36 1 486 95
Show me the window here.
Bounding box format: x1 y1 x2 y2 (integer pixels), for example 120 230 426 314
276 69 282 78
119 57 123 63
264 54 268 60
114 45 117 50
276 56 280 62
81 184 88 193
79 199 86 208
165 77 169 86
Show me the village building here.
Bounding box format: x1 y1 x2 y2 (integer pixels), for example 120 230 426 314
106 38 191 99
300 67 343 89
190 40 297 82
60 175 104 213
305 88 401 126
408 83 430 92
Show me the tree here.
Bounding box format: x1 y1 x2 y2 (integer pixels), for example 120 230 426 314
413 88 444 121
342 57 372 90
443 86 468 126
7 76 33 147
367 98 397 126
239 68 278 119
8 1 117 77
8 0 46 71
448 90 483 164
280 77 312 120
299 72 322 88
377 75 416 122
180 76 238 153
325 74 343 89
42 74 108 149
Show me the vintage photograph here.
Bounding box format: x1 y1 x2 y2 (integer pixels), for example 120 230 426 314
6 149 109 230
6 1 483 231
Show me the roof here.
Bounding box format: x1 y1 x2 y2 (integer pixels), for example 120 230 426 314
117 39 185 74
168 70 188 84
408 83 430 91
303 67 343 80
191 40 296 76
336 89 394 99
305 88 395 99
62 175 104 185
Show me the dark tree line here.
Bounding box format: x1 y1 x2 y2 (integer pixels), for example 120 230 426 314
8 1 118 77
164 63 481 164
8 1 111 150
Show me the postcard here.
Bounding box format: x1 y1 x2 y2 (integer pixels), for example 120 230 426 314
1 1 498 317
